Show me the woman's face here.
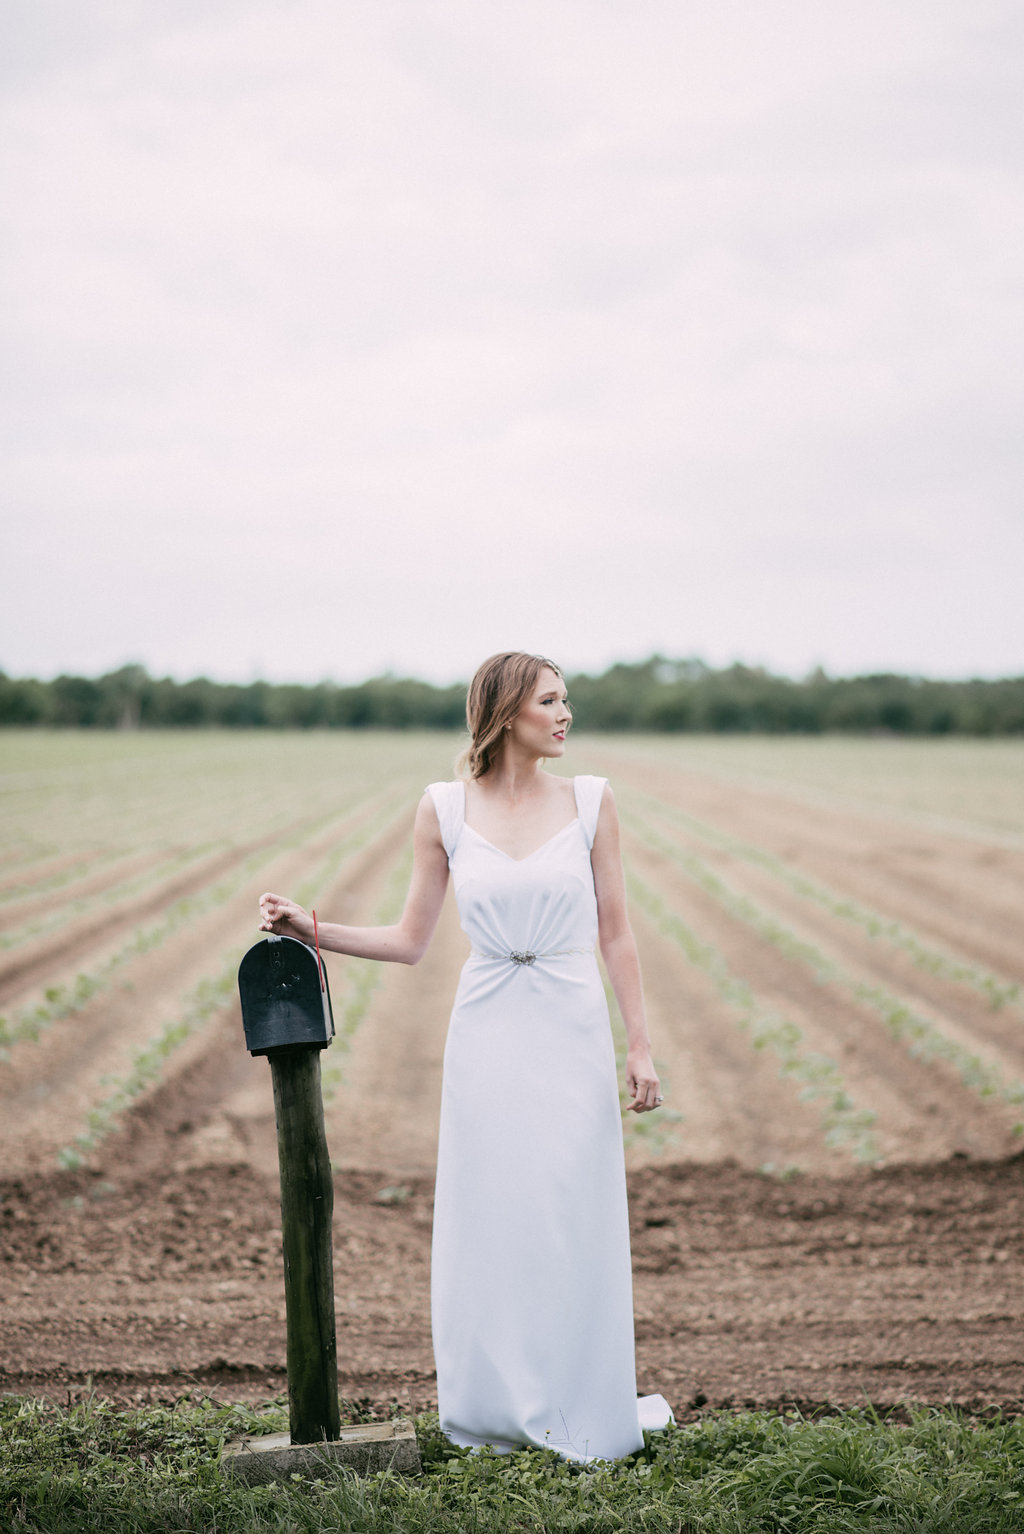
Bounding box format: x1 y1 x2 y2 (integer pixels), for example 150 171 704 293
508 667 572 758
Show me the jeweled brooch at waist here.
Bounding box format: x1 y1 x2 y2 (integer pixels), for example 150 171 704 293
469 946 594 965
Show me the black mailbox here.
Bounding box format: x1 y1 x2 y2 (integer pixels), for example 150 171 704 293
238 936 335 1056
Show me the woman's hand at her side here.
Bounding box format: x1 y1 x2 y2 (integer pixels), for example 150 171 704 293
626 1048 663 1114
258 892 315 944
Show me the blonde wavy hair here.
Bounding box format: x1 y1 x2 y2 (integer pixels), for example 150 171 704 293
456 652 565 780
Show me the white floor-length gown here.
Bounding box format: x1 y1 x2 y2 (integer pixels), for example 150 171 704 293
427 774 672 1462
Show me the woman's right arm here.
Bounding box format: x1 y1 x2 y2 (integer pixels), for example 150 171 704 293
258 792 450 965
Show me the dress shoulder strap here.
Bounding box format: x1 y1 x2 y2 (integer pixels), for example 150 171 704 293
425 780 466 861
573 775 608 850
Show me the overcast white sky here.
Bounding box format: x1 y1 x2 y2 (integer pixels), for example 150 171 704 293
2 0 1022 685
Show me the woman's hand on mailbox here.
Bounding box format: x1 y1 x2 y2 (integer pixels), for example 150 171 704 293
258 892 315 944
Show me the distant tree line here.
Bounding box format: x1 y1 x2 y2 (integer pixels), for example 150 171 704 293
1 658 1022 734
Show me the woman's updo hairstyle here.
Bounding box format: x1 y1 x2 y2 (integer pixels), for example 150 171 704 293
457 652 564 780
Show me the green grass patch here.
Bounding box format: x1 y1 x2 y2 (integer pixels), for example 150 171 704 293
2 1394 1022 1533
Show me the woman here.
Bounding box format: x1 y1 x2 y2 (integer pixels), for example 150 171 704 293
259 651 671 1460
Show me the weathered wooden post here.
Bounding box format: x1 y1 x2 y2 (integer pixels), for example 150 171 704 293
268 1050 339 1442
223 935 420 1480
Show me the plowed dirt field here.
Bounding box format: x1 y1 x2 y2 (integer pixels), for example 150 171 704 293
2 731 1023 1419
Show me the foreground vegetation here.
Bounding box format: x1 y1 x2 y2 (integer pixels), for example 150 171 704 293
1 1395 1022 1533
2 655 1023 733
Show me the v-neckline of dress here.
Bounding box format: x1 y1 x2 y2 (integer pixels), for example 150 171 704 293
462 818 580 864
460 779 580 863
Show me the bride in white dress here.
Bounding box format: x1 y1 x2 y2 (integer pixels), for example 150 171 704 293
259 651 672 1461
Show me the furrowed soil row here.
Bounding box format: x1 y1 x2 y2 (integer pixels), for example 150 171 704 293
626 810 1024 1124
319 843 414 1108
55 954 243 1170
617 900 804 1170
622 832 1020 1165
628 788 1023 1016
1 732 447 856
0 842 267 1000
0 796 418 1177
623 854 880 1168
0 848 130 906
630 795 1024 1095
584 737 1024 843
0 783 410 1050
51 801 419 1172
0 843 226 952
127 808 425 1183
603 977 686 1163
589 745 1024 976
322 884 463 1178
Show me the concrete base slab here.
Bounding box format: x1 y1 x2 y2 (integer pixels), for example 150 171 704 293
222 1418 421 1482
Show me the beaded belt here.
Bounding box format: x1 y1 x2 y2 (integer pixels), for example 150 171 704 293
469 946 594 966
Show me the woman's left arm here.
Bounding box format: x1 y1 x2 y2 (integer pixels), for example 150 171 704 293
591 785 662 1114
